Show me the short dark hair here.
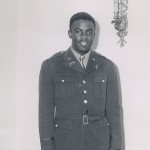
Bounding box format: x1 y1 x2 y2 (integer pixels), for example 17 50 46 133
69 12 96 30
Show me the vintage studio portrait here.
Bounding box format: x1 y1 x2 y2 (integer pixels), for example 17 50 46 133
1 1 150 150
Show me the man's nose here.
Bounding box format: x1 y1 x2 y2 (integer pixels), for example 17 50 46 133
81 32 88 39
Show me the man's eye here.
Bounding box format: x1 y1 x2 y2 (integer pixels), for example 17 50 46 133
75 30 79 33
87 30 93 35
75 29 81 34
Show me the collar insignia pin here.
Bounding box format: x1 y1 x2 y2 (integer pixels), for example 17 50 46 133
69 61 75 66
92 58 96 61
95 64 99 69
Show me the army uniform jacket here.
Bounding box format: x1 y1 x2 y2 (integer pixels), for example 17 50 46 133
39 48 122 150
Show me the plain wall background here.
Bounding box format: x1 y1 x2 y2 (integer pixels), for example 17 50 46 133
1 0 150 150
0 0 17 150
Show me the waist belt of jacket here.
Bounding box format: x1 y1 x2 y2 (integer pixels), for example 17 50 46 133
55 112 105 125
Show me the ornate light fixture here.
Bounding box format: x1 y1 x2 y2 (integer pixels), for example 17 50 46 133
112 0 128 47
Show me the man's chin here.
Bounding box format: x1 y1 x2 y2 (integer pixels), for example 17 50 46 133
78 48 90 54
73 46 90 54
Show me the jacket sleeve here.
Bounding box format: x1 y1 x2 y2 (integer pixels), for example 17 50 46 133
106 63 123 150
39 60 55 150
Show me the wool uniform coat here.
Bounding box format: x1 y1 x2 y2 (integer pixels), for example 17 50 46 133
39 48 122 150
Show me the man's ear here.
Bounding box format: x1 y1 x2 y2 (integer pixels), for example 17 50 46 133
68 30 72 39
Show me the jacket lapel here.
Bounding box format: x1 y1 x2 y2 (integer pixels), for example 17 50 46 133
85 51 102 74
63 48 85 73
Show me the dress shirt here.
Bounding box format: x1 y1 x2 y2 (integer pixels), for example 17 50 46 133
71 47 91 68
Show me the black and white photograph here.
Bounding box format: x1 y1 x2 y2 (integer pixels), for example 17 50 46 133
0 1 150 150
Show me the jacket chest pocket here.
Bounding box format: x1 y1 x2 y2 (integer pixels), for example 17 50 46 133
94 76 107 99
54 75 73 99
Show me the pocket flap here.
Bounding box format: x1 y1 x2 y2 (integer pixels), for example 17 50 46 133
95 118 109 128
94 76 107 83
55 120 72 129
54 75 73 83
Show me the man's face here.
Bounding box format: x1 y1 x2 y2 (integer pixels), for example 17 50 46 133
68 19 95 55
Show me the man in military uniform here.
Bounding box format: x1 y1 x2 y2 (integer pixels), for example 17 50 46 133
39 12 123 150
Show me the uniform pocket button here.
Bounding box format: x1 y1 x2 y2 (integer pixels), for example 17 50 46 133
84 100 88 104
102 80 105 83
83 80 86 84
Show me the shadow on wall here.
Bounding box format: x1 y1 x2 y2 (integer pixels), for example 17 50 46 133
92 19 100 52
116 65 126 150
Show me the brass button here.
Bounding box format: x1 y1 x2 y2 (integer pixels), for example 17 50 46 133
84 100 88 104
83 80 86 84
102 80 105 83
84 90 87 94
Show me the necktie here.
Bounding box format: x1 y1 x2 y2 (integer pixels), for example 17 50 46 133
79 55 85 69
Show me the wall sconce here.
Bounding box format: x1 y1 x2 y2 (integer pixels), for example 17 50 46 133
112 0 128 47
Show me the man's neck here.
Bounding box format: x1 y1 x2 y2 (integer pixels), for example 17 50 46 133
71 47 91 56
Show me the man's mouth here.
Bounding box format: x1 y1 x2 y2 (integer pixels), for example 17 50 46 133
80 41 88 47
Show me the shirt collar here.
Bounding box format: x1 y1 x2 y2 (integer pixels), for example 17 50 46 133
71 46 91 62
